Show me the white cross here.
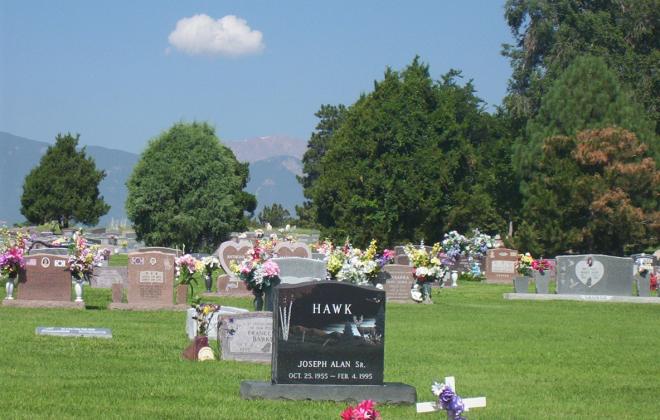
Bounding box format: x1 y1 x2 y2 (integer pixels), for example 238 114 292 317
416 376 487 414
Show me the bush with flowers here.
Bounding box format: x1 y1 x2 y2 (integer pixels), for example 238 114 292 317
340 400 381 420
404 242 446 303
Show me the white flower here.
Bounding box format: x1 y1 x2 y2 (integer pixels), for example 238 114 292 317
431 381 444 396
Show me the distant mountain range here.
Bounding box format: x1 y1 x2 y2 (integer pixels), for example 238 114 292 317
0 131 306 226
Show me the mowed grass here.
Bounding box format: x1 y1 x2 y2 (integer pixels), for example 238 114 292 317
1 281 658 419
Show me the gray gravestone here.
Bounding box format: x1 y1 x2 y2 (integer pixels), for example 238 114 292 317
91 266 128 288
138 247 181 256
28 248 69 256
185 306 250 339
270 257 326 284
556 254 634 296
378 264 414 303
218 312 273 363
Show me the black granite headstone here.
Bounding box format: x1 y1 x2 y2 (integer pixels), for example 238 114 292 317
272 281 385 385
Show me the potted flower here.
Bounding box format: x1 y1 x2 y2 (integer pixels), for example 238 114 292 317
201 256 221 292
531 258 554 294
513 252 533 293
231 241 280 311
175 254 200 302
404 242 446 303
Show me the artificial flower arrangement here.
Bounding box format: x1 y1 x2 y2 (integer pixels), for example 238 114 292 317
432 381 467 420
67 230 102 281
515 252 534 277
320 239 394 286
441 231 468 265
201 256 221 276
340 399 382 420
465 229 495 259
230 240 280 293
192 303 221 337
531 258 554 275
0 228 27 279
175 254 201 295
404 241 446 303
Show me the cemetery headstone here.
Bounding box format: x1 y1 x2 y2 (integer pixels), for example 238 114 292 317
90 266 128 288
110 251 184 310
138 247 181 256
27 247 68 256
270 257 326 284
484 248 518 283
378 264 415 303
3 253 82 309
218 312 273 363
311 252 325 261
274 242 312 258
216 239 254 277
241 281 416 403
556 254 634 296
216 274 252 297
393 246 410 266
185 306 250 339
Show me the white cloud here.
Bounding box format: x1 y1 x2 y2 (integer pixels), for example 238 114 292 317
168 14 264 57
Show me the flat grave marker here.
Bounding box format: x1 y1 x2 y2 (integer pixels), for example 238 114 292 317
36 327 112 339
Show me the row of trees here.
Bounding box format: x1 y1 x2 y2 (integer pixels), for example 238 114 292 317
19 1 658 256
297 1 659 256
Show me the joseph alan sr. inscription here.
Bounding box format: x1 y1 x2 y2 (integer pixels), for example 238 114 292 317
272 281 385 386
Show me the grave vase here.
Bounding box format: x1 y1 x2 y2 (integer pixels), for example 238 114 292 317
636 274 650 297
204 273 213 293
533 271 551 294
5 274 16 300
253 290 264 311
421 281 433 304
513 276 530 293
450 270 459 287
74 278 84 303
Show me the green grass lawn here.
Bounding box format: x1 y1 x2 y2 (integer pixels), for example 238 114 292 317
1 281 658 419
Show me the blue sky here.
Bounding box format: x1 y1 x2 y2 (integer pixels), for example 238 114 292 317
1 1 514 154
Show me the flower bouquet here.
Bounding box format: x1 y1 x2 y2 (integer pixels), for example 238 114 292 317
513 252 534 293
201 256 221 292
231 240 280 310
192 303 221 337
531 258 553 275
336 240 394 287
441 231 468 265
531 257 554 294
432 382 466 420
404 242 445 303
340 400 382 420
175 254 201 297
67 230 101 281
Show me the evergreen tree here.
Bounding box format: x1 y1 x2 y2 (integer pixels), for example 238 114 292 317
516 127 659 256
21 133 109 228
307 58 509 247
258 203 291 228
502 0 659 133
125 122 255 252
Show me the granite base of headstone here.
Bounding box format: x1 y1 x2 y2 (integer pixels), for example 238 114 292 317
240 281 416 404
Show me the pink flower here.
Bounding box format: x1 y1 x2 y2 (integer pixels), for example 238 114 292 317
382 249 395 261
262 260 280 277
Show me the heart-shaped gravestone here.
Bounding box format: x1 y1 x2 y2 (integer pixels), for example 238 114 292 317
274 242 311 258
575 259 605 287
217 240 254 277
